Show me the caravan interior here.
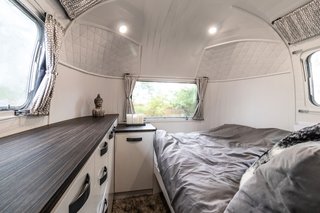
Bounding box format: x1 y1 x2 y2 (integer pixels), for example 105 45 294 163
1 0 320 212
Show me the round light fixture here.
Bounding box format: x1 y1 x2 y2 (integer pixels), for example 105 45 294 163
208 26 218 35
119 25 128 34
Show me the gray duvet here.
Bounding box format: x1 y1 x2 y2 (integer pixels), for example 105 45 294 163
225 142 320 213
154 124 289 213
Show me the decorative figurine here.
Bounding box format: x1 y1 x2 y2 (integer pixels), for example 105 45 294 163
92 94 105 117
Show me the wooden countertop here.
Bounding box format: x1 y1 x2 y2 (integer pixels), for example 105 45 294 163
0 114 118 213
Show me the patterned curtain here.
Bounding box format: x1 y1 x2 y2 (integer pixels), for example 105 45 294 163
28 14 64 115
193 77 208 120
59 0 102 19
123 74 137 120
272 0 320 44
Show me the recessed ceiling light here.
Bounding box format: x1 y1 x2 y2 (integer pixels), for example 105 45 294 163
208 26 218 35
119 24 128 34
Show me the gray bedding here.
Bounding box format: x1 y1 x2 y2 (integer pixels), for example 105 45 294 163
225 142 320 213
154 124 289 213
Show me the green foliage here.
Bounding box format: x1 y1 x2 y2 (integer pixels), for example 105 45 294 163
172 88 197 116
133 82 197 117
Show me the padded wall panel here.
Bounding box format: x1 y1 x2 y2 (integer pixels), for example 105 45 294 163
197 41 291 81
61 22 140 77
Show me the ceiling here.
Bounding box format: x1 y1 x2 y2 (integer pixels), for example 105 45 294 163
58 0 310 79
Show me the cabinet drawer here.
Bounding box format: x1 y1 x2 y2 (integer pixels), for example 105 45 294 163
115 132 154 193
93 124 115 212
52 159 95 213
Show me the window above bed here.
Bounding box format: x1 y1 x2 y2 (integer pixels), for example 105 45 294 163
132 81 197 119
306 51 320 106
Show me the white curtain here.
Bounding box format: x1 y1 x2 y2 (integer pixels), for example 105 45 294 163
124 74 137 120
28 14 64 115
193 77 208 120
59 0 102 19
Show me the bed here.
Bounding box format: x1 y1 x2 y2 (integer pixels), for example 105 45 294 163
153 124 290 213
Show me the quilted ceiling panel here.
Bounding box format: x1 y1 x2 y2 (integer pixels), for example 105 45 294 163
197 41 291 81
60 22 141 77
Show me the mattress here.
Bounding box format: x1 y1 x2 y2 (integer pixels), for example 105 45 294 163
154 124 290 213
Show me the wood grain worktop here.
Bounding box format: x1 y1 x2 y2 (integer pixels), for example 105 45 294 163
0 114 118 213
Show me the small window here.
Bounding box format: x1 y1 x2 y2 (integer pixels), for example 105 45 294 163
0 0 43 110
132 81 197 118
307 51 320 106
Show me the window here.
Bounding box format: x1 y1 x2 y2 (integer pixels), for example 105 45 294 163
132 81 197 118
0 0 43 110
307 51 320 106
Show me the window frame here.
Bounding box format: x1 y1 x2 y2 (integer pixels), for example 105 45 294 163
0 0 45 111
132 80 198 120
306 51 320 107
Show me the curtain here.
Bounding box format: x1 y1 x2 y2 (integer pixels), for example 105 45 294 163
272 0 320 44
193 77 208 120
28 14 64 116
59 0 102 19
124 74 137 120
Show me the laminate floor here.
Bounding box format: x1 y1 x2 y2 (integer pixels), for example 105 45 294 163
112 193 170 213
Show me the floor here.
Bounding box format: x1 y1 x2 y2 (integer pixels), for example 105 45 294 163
112 193 170 213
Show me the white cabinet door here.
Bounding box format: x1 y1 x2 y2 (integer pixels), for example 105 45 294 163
106 132 114 213
115 132 154 193
52 158 95 213
53 120 117 213
93 121 116 213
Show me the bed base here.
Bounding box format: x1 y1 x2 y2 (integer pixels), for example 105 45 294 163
154 154 175 213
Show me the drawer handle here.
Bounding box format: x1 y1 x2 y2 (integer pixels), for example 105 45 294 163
109 131 114 140
69 174 90 213
100 142 108 156
99 166 108 185
126 137 143 142
103 198 108 213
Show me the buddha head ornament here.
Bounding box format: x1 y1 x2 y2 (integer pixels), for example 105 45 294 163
92 94 105 117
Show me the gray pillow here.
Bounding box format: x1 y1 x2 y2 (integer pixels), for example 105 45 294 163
225 142 320 213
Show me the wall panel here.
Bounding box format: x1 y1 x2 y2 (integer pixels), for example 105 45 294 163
205 74 295 131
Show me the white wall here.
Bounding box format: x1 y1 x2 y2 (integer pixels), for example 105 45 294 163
49 64 209 133
0 114 48 138
0 66 295 137
290 38 320 126
49 64 124 124
205 74 295 131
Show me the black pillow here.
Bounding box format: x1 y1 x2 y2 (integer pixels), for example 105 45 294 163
278 123 320 147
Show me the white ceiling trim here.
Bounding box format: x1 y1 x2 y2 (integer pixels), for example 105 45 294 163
204 38 282 50
208 71 291 83
59 61 197 82
58 61 123 79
